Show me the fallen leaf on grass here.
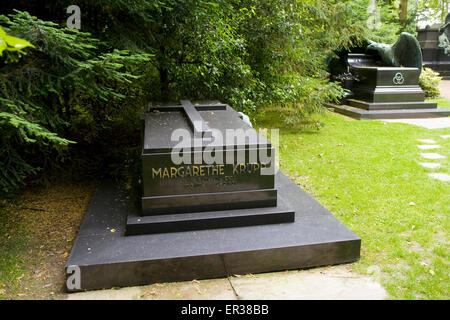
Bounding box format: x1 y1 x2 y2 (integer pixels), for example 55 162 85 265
140 290 158 298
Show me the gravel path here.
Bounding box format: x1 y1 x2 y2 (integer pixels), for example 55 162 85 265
440 80 450 99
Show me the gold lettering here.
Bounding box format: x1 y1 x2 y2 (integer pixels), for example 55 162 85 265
152 168 162 179
152 164 233 179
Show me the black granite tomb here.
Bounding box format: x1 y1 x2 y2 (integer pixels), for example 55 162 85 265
417 15 450 80
134 100 293 234
140 100 277 216
65 100 360 292
328 53 450 119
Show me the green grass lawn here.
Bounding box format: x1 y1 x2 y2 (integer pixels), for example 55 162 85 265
430 98 450 109
0 207 29 299
254 101 449 300
0 99 448 300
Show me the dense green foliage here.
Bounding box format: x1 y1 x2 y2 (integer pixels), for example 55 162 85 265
0 11 150 194
368 2 417 43
0 1 442 195
416 0 449 22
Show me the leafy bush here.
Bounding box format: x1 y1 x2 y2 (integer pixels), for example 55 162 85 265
419 67 442 98
2 1 370 116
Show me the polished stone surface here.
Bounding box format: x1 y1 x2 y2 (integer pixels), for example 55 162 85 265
143 101 271 154
65 172 360 291
417 139 437 144
418 162 442 169
141 100 277 215
418 23 450 79
328 104 450 120
347 99 436 110
428 173 450 182
421 48 450 79
420 153 446 160
417 144 441 150
127 197 294 235
330 52 449 119
142 187 278 215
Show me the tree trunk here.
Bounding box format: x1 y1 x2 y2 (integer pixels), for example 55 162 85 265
399 0 408 30
159 67 169 101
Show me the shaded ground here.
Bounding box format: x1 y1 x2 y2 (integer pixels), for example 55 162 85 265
0 181 97 299
1 178 386 301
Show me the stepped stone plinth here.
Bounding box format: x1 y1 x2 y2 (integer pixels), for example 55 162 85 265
328 54 450 120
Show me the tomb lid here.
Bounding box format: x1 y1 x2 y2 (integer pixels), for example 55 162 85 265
142 100 272 154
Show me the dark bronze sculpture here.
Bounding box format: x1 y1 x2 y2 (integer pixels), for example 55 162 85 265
326 31 450 119
366 32 423 74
